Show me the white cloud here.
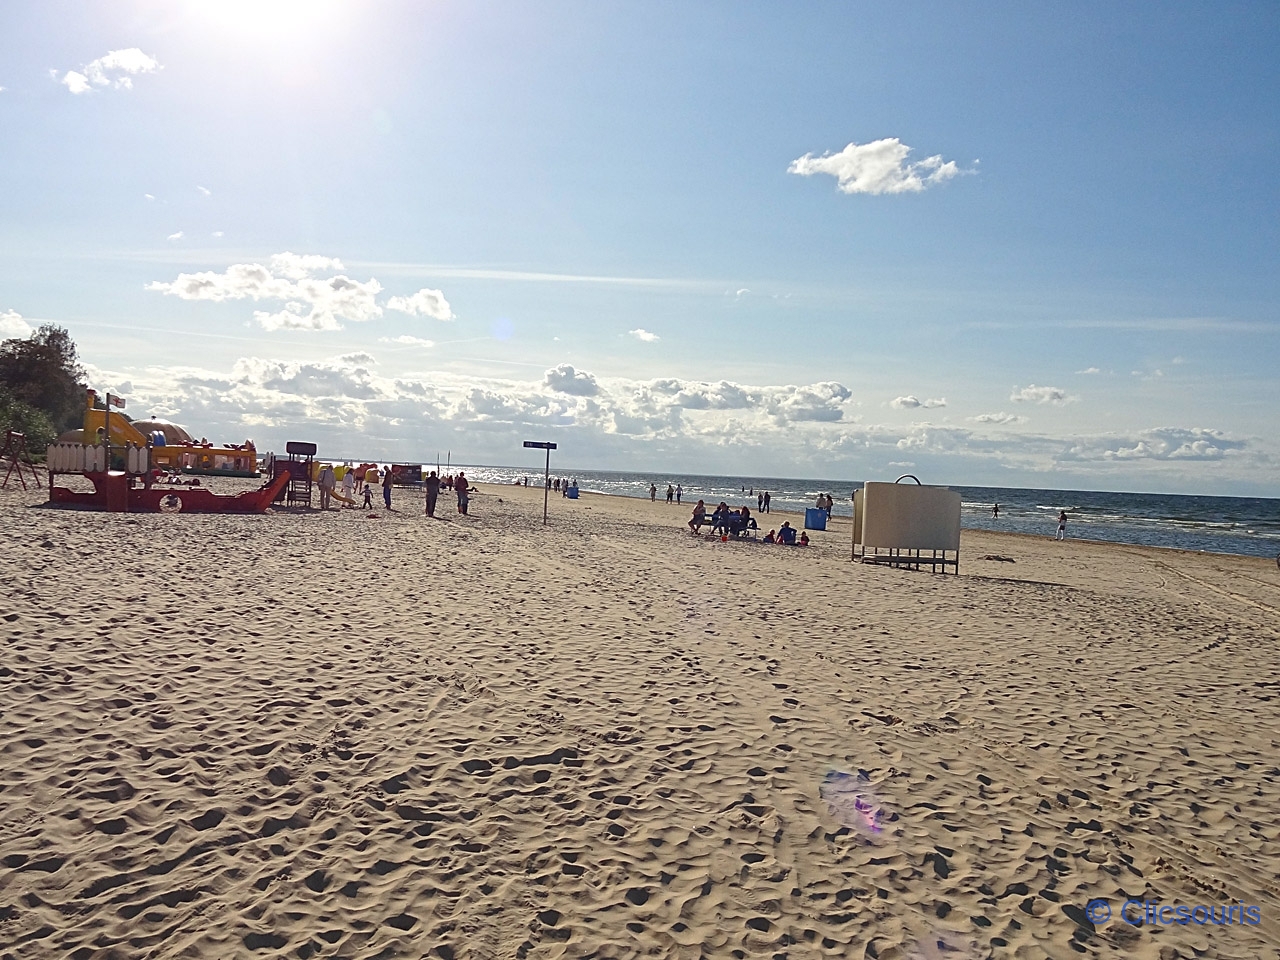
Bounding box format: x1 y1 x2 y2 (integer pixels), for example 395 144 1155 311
211 231 224 238
628 328 660 342
270 252 344 280
197 186 211 196
62 71 91 95
970 412 1027 425
76 354 1270 490
144 194 156 201
385 287 454 321
1010 384 1072 404
147 253 383 332
61 48 161 94
379 335 435 348
890 395 945 409
543 364 599 397
1062 428 1246 463
1076 367 1101 375
167 231 184 242
1 309 34 339
788 138 964 195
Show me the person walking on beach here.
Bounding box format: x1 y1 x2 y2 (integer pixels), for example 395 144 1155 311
424 470 441 517
1056 510 1067 540
758 492 763 511
762 491 771 513
666 484 674 504
317 463 335 510
341 466 355 507
675 484 682 504
456 470 470 514
382 467 394 510
650 483 657 502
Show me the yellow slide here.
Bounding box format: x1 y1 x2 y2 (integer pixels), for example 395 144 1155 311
330 490 356 505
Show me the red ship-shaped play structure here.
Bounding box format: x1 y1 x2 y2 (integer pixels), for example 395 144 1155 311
46 391 290 514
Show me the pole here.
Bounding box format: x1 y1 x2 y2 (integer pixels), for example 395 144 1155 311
104 392 111 472
543 447 550 525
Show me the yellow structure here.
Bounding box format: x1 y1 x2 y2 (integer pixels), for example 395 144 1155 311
83 391 259 477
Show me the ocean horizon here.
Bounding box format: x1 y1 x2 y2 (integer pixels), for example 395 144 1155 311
435 463 1280 560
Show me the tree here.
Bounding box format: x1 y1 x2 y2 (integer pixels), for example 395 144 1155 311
0 324 85 431
0 389 56 457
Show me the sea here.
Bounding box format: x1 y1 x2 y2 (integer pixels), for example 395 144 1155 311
458 465 1280 560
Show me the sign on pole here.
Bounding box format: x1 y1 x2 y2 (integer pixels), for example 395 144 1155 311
523 441 558 525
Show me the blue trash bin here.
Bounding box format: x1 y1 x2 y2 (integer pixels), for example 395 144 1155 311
804 508 827 531
566 487 579 499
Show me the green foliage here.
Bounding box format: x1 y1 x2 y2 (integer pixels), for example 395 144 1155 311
0 324 86 431
0 389 57 459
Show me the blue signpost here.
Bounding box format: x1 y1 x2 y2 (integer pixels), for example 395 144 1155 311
523 440 558 524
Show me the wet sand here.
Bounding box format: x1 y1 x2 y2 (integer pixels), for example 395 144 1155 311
2 478 1279 959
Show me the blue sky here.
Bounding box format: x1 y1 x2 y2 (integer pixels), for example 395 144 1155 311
2 1 1278 494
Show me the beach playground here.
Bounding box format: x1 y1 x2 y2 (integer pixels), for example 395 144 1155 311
2 477 1279 959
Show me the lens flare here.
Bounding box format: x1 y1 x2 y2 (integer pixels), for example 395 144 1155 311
820 770 887 840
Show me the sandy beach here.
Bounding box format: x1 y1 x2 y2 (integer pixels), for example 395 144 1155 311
2 478 1279 960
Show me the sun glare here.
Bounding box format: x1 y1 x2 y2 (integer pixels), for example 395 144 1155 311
188 0 348 43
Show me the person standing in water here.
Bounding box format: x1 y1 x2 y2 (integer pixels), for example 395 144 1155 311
992 503 1000 520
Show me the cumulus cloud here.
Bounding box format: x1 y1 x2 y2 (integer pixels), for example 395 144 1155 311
61 48 161 94
147 253 384 332
385 287 454 321
628 329 660 342
890 395 945 410
76 352 1270 489
1011 384 1072 404
543 364 599 397
766 382 852 423
1 309 33 339
270 252 344 280
1062 428 1246 463
788 138 964 195
1076 367 1101 375
970 412 1027 425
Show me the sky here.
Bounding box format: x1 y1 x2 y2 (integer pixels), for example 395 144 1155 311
2 1 1278 495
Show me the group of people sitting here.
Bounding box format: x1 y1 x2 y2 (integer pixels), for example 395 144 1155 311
688 500 757 537
687 501 809 545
